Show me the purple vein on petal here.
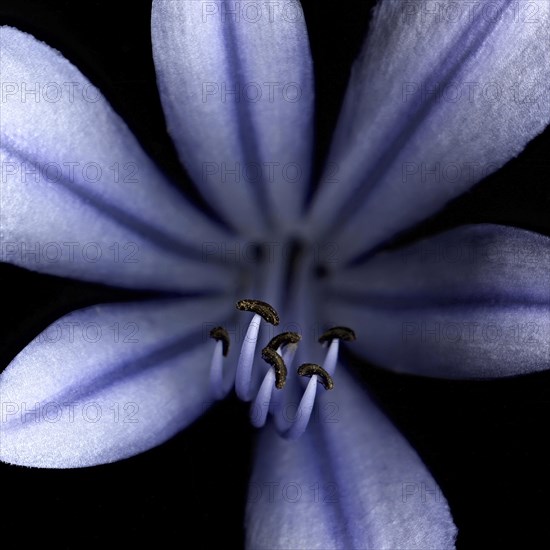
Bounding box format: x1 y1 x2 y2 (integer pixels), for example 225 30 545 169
246 369 457 548
151 1 315 233
1 140 225 264
327 291 550 310
318 0 514 244
322 225 550 379
1 324 214 433
219 17 273 230
0 297 233 467
307 0 550 264
307 416 357 549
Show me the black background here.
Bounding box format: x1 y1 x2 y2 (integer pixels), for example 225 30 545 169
1 1 549 548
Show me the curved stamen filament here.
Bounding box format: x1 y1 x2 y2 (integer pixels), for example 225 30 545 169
209 327 232 399
278 375 318 440
235 313 262 401
270 344 298 430
210 326 230 356
322 338 339 377
253 351 318 440
318 326 357 378
250 368 276 428
209 339 227 400
251 336 300 427
276 362 334 439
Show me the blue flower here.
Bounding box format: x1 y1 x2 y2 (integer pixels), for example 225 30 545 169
1 1 549 548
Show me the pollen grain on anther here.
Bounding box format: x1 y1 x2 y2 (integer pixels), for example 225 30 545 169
261 346 287 389
318 326 356 344
297 363 334 390
209 326 230 357
236 299 280 326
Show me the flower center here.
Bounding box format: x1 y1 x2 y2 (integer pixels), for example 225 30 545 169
205 234 355 438
208 295 355 439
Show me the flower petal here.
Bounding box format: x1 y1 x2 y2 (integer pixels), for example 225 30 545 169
0 297 231 468
0 25 234 293
246 369 456 549
323 225 550 378
151 0 314 234
308 0 550 261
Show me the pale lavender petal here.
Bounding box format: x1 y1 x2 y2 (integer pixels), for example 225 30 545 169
151 0 314 234
308 0 550 261
0 297 232 468
0 26 234 293
246 369 456 549
323 225 550 378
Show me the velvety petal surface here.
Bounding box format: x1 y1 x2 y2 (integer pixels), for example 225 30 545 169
151 0 314 234
0 26 234 293
323 225 550 378
0 297 231 468
246 368 456 549
307 0 550 261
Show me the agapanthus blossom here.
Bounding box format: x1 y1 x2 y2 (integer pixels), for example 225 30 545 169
1 1 549 548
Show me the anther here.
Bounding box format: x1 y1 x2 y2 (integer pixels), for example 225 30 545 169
261 347 287 389
297 363 334 390
236 299 280 326
265 332 301 352
209 326 230 357
318 326 356 344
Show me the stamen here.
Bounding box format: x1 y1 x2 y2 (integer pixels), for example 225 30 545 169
270 345 298 430
209 339 226 400
265 331 301 351
236 299 280 326
250 368 276 428
322 339 340 378
282 376 318 441
261 347 287 389
318 325 356 377
297 363 334 390
209 326 230 356
235 313 262 401
318 326 356 344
